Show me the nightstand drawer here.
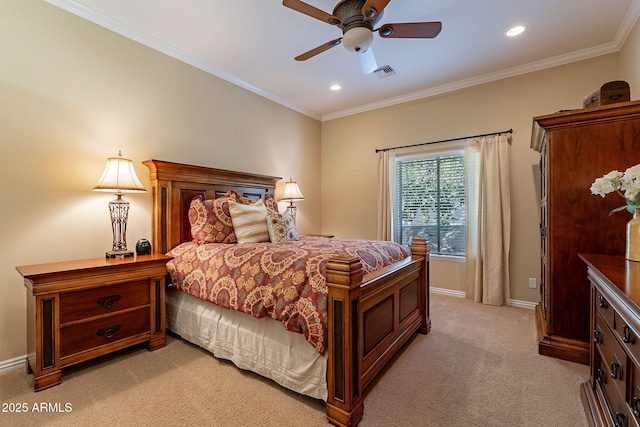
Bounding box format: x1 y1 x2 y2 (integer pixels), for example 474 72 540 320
60 307 150 357
60 279 150 324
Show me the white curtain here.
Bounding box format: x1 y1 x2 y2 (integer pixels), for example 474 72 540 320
377 150 393 241
465 134 511 306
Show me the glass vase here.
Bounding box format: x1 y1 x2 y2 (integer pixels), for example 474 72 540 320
627 206 640 262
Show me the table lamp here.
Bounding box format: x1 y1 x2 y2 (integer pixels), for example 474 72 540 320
279 178 305 222
93 151 146 259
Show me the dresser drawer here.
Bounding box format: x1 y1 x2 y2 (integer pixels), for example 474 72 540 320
596 357 632 427
631 364 640 423
610 398 633 427
615 311 640 365
595 312 627 400
59 280 150 324
596 288 616 329
60 307 150 358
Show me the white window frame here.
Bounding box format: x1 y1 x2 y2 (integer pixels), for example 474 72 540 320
392 143 466 259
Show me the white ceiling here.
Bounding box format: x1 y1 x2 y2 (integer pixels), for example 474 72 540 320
47 0 640 121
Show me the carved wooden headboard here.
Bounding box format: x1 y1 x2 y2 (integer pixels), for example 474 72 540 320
143 159 280 253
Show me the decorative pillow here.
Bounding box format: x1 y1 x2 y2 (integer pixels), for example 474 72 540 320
264 192 279 213
228 199 270 244
266 209 298 242
224 190 253 205
188 196 237 244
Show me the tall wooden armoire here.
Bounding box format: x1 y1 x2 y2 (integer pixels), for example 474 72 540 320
531 100 640 365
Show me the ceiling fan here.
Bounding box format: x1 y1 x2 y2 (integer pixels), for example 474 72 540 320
282 0 442 74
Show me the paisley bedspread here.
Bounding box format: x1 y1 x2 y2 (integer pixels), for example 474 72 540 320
166 236 410 355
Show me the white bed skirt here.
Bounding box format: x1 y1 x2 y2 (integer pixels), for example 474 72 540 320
166 287 328 401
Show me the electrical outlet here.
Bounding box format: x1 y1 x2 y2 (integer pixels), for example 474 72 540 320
528 278 537 289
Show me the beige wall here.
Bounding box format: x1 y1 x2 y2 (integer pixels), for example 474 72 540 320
0 1 321 362
320 54 624 300
620 16 640 96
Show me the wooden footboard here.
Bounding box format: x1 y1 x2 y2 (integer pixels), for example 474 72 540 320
144 160 430 427
325 237 429 427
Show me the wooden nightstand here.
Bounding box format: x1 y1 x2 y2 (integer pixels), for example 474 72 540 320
16 253 172 391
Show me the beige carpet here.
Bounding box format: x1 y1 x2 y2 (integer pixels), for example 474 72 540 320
0 293 588 427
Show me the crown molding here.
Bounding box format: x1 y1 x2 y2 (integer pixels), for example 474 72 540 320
616 0 640 46
322 42 622 121
45 0 640 123
322 1 640 121
321 0 640 122
44 0 321 121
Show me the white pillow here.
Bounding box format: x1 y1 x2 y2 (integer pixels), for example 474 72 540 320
228 199 270 244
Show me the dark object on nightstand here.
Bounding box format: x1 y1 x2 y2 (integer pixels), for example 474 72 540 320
136 239 152 255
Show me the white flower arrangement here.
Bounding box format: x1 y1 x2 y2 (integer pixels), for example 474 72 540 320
590 164 640 215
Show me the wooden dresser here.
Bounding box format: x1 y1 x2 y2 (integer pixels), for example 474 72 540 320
580 254 640 427
16 254 172 391
531 101 640 365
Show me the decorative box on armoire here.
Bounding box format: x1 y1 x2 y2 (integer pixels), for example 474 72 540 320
531 100 640 365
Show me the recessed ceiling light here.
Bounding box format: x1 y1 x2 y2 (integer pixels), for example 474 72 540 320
330 84 341 91
506 25 526 37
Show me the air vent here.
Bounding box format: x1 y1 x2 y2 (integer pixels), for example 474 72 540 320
373 64 397 78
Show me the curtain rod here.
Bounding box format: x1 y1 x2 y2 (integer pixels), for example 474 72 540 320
374 128 513 153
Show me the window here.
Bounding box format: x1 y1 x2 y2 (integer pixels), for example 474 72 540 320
393 151 465 256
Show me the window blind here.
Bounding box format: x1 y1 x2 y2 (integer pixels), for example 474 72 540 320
394 154 465 255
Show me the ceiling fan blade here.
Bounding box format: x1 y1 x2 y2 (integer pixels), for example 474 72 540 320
378 22 442 38
358 48 378 74
295 38 342 61
361 0 391 20
282 0 342 26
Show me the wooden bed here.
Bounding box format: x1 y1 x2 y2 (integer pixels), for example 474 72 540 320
143 159 430 427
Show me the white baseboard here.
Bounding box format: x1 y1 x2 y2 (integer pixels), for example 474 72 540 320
430 287 466 298
0 354 26 375
430 287 537 310
509 299 537 310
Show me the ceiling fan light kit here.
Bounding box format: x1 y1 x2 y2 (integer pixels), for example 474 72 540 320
343 27 374 52
283 0 442 74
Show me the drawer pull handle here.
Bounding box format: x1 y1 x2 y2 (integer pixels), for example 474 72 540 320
599 295 608 309
97 324 121 340
594 328 603 344
611 357 623 380
623 325 635 344
614 412 628 427
97 294 121 309
596 363 606 384
633 396 640 418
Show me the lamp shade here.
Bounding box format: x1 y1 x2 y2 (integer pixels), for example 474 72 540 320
93 151 146 194
280 180 305 202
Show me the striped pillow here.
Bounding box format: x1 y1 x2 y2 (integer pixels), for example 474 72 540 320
228 199 270 244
